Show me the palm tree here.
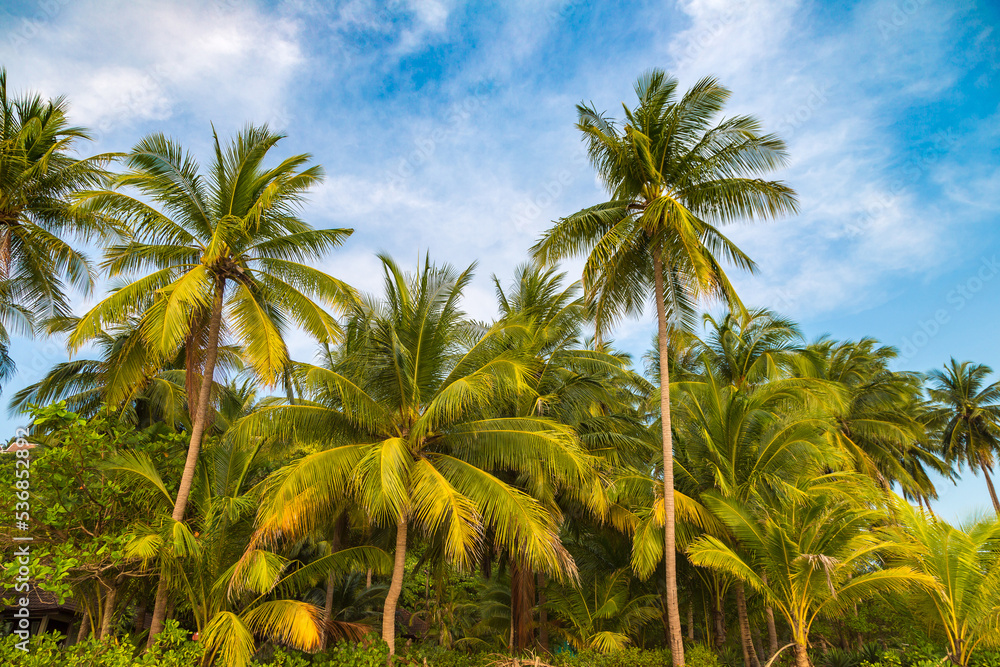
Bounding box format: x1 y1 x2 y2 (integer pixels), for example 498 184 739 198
800 338 944 504
67 125 356 645
687 478 926 667
668 358 833 667
0 68 111 382
234 255 598 656
9 316 244 428
927 359 1000 514
545 567 661 652
531 70 798 663
113 435 387 667
492 263 652 650
693 307 805 391
888 502 1000 666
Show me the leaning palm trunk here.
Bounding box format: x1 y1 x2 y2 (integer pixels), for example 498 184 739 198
979 461 1000 514
735 581 761 667
653 249 685 665
147 283 225 647
99 581 117 640
76 612 91 643
383 515 408 657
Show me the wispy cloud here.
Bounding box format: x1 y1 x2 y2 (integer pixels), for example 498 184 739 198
0 0 996 414
1 0 304 147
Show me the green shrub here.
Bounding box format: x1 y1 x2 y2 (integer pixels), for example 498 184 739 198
399 645 493 667
0 621 203 666
972 651 1000 667
551 646 673 667
310 640 390 667
686 644 721 667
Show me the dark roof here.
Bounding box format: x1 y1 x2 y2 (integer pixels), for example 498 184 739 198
2 585 78 614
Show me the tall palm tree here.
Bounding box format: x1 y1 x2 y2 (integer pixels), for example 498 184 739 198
531 70 798 663
0 68 111 382
927 359 1000 514
234 255 598 656
67 125 356 645
668 358 833 667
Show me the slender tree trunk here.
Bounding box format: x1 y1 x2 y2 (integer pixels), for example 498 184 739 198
321 570 336 650
765 609 778 655
322 512 345 649
703 597 713 648
537 572 549 652
511 558 535 651
688 599 695 641
735 582 761 667
147 280 225 648
652 248 685 667
99 582 117 640
761 574 777 657
794 638 810 667
383 515 408 658
979 461 1000 514
752 625 765 665
146 580 169 649
77 612 91 644
134 600 147 635
283 365 296 405
713 596 726 650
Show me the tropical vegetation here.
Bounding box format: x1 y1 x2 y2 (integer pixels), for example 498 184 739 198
0 68 998 667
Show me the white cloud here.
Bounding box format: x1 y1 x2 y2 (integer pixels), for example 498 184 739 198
648 0 980 319
1 0 304 147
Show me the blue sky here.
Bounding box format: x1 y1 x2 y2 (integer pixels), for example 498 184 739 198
1 0 997 520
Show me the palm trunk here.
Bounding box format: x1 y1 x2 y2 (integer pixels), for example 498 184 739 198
322 512 345 649
76 610 91 643
688 599 695 641
713 596 726 650
752 625 765 664
134 600 147 635
761 574 777 656
511 558 536 651
765 609 778 656
382 515 408 657
146 580 169 649
537 572 549 652
99 582 117 640
283 364 296 405
979 461 1000 514
794 639 810 667
652 248 685 667
321 570 336 650
735 582 761 667
147 280 225 648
